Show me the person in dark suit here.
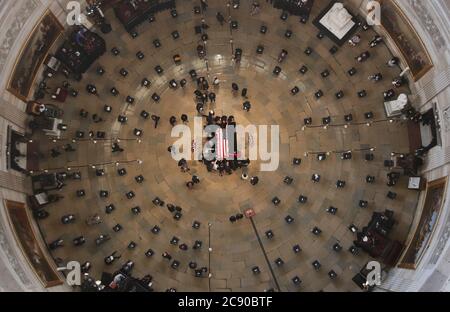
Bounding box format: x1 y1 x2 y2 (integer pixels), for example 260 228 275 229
208 92 216 102
104 251 121 265
250 176 259 185
201 0 208 11
170 116 177 126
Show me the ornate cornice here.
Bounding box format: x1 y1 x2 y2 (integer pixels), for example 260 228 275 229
407 0 446 51
0 0 39 75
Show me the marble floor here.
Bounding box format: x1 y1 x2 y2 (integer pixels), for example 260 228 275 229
32 0 419 292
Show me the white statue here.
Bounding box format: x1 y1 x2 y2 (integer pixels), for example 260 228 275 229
326 3 353 30
384 93 409 117
319 2 356 39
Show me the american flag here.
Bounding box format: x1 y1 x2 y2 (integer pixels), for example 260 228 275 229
215 128 229 160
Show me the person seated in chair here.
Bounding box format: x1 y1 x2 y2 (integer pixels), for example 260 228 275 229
312 173 320 183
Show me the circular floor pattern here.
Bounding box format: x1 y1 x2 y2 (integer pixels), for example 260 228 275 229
34 0 419 292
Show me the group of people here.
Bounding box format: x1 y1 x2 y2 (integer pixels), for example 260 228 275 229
186 175 201 189
349 34 383 48
169 114 189 127
199 110 251 176
348 33 407 101
229 82 254 112
203 158 250 176
193 76 219 114
34 2 420 292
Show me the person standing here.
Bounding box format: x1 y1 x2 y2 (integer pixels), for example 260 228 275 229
232 83 239 94
392 77 404 88
243 101 251 112
250 176 259 185
151 115 160 128
162 252 172 261
170 116 177 127
201 0 208 11
369 35 383 47
208 92 216 103
216 12 225 25
251 2 261 15
112 143 124 153
356 51 370 62
202 92 208 104
192 175 200 184
387 57 399 67
104 251 121 265
197 103 204 114
348 34 361 47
